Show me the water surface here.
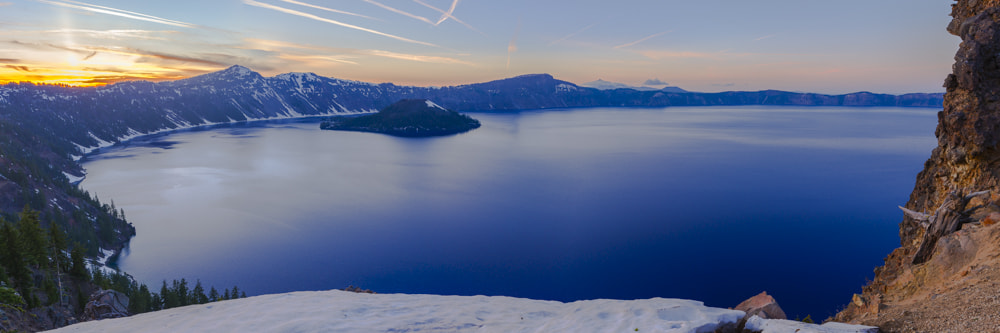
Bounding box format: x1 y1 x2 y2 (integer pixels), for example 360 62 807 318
81 106 938 318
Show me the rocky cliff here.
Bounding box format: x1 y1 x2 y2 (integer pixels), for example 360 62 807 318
835 1 1000 331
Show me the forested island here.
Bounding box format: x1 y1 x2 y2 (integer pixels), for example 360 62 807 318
321 99 481 137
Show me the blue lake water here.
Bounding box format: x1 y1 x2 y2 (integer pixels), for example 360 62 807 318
80 106 938 319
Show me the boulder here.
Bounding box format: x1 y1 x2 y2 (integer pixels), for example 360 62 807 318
735 291 787 320
734 291 787 332
83 289 129 321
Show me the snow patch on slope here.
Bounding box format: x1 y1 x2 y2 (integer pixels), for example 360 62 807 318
425 100 446 110
49 290 745 333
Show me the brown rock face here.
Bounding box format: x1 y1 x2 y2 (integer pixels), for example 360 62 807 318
836 1 1000 330
734 291 787 331
735 291 787 320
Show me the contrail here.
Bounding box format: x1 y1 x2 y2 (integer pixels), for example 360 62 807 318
614 30 671 49
244 0 436 47
549 22 597 46
412 0 483 34
434 0 458 25
364 0 436 25
280 0 376 20
36 0 196 28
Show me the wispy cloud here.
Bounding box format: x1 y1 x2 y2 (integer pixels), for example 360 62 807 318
754 34 776 41
245 38 472 66
244 0 436 47
366 50 474 65
0 2 12 6
0 58 19 63
614 30 671 49
637 50 719 59
58 43 231 67
35 0 196 28
280 0 376 20
549 22 598 46
279 54 359 65
5 65 32 72
506 19 521 72
364 0 435 25
412 0 483 34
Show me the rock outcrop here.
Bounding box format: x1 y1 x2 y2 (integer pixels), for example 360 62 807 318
82 290 129 321
835 1 1000 331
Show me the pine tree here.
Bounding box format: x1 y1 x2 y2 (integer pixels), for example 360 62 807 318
176 278 189 306
222 288 230 300
69 244 89 279
208 287 219 302
0 220 30 291
161 280 178 309
17 206 48 267
192 280 208 304
130 283 152 314
150 293 162 311
240 291 247 298
160 280 181 309
231 286 240 299
48 222 68 270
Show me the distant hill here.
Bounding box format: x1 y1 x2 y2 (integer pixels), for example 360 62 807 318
321 99 480 137
579 79 688 93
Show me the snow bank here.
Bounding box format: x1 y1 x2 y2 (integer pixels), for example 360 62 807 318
745 315 879 333
48 290 745 333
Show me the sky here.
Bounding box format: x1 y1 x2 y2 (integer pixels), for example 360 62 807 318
0 0 959 93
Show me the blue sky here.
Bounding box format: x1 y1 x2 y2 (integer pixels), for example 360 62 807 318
0 0 957 93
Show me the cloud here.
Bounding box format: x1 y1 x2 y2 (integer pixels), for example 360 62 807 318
280 0 376 20
364 0 435 25
7 40 94 56
643 78 668 86
506 20 521 72
0 2 12 6
0 58 18 63
432 0 458 25
44 28 175 40
5 65 32 72
366 50 474 65
637 50 721 60
35 0 196 28
244 0 436 47
280 54 359 65
614 30 671 49
245 38 472 66
754 34 776 41
549 22 598 46
86 46 232 67
711 83 736 87
412 0 483 34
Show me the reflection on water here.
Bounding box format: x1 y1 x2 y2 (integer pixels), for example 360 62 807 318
81 106 937 318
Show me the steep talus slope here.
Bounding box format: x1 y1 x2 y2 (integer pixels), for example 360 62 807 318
835 1 1000 331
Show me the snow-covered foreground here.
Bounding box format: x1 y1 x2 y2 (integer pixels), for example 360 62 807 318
49 290 745 333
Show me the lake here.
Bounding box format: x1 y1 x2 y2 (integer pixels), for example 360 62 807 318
80 106 938 319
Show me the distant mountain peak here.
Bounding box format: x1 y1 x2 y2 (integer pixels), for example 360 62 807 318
580 79 633 90
580 79 688 92
511 73 555 80
222 65 254 75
